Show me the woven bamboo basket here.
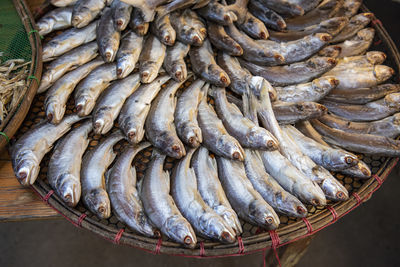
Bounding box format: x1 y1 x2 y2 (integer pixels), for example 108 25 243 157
0 0 42 152
15 3 400 257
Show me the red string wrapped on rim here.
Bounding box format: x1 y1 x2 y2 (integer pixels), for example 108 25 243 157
373 174 383 185
302 218 313 234
42 190 54 203
352 192 362 205
326 206 338 223
155 238 163 254
114 229 124 244
269 230 282 267
77 214 87 227
371 19 383 27
199 242 205 257
237 236 245 254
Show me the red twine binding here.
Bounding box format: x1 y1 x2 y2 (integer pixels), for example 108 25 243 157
155 238 162 254
237 236 245 254
199 242 205 257
352 192 362 205
373 174 383 185
77 214 87 227
327 206 338 222
374 39 382 46
42 190 54 203
114 229 124 244
269 230 282 267
302 218 313 234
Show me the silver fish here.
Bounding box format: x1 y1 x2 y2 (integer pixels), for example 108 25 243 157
340 161 372 179
245 78 326 206
244 149 307 217
145 79 187 159
74 62 118 116
118 75 171 144
189 40 230 87
163 41 190 82
212 86 278 150
255 0 304 17
111 0 132 31
37 7 73 36
197 91 245 161
48 120 92 207
197 0 237 25
139 35 166 83
92 73 141 135
321 93 400 122
11 114 83 186
283 125 358 171
175 79 205 147
320 28 375 58
129 8 149 36
276 76 338 103
256 33 333 64
171 149 236 243
248 0 286 31
81 131 124 219
119 0 167 22
108 142 158 237
255 77 347 202
50 0 78 7
216 156 280 229
116 31 143 78
336 0 363 18
310 119 400 157
238 12 269 40
42 21 97 61
192 147 242 235
97 7 120 62
331 13 374 43
39 42 98 93
172 9 206 46
272 101 328 125
151 13 176 46
208 22 243 56
140 149 197 248
45 58 104 124
72 0 105 28
319 113 400 139
240 56 337 86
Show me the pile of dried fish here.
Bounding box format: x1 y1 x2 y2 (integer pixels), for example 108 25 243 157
11 0 400 247
0 58 29 126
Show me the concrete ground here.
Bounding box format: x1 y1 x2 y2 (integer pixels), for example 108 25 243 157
1 1 400 266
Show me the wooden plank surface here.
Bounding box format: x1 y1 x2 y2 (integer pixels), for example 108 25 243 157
0 151 59 221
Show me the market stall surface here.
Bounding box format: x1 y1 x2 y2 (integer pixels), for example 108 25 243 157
1 0 400 266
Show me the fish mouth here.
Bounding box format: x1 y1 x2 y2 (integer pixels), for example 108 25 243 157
221 230 236 244
259 31 267 40
296 206 307 217
336 191 348 201
93 118 105 135
104 49 116 63
183 235 195 247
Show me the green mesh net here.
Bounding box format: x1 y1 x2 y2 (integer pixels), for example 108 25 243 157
0 0 32 63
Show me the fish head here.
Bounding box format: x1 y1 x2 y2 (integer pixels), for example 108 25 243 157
93 109 114 135
116 57 135 79
199 213 236 244
365 51 386 65
217 135 244 161
165 215 197 248
384 93 400 109
357 27 375 41
162 134 186 159
75 95 93 117
13 151 40 186
100 36 119 63
248 199 279 230
170 63 187 82
84 188 111 219
374 65 394 83
392 113 400 125
215 206 243 235
353 13 374 25
120 117 145 144
45 99 64 124
310 56 337 69
207 65 231 87
36 20 51 36
56 173 81 207
314 76 339 91
297 102 327 117
161 29 176 46
248 128 278 150
189 29 205 46
71 13 92 28
140 63 159 83
42 44 57 62
321 178 349 201
181 124 202 147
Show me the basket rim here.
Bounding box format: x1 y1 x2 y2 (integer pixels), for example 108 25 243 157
0 0 43 152
22 3 400 257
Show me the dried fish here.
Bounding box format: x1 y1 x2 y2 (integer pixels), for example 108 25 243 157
192 147 242 234
248 0 286 31
81 131 124 219
118 75 171 144
111 0 132 31
208 22 243 56
51 0 78 7
140 150 197 248
37 6 73 36
129 8 149 36
163 41 190 81
48 120 92 207
92 73 141 135
39 42 99 93
11 115 83 186
197 0 237 25
97 7 120 62
108 142 158 237
273 101 328 125
255 0 304 17
170 9 206 46
45 58 104 124
72 0 105 28
238 12 269 40
116 31 143 79
139 35 166 83
151 13 176 46
331 13 374 43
